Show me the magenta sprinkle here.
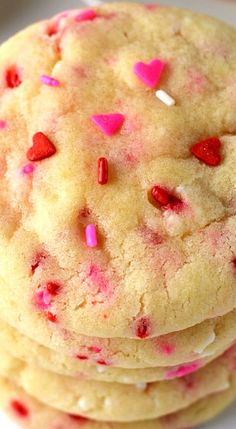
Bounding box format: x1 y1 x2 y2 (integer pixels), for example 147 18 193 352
86 224 98 248
0 120 7 129
40 75 60 87
75 9 97 22
22 163 35 175
166 362 200 380
34 288 52 310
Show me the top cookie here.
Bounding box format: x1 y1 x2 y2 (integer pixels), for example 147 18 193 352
1 2 236 339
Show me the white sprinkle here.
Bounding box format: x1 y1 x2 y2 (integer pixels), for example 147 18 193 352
78 397 91 411
82 0 103 5
120 376 132 384
194 331 216 355
214 380 230 393
156 89 176 106
136 382 147 392
96 366 107 373
104 397 112 408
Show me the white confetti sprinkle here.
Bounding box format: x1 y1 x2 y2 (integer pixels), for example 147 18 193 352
82 0 103 5
156 89 176 106
96 366 107 373
104 397 113 408
194 331 216 355
136 382 147 392
78 397 91 411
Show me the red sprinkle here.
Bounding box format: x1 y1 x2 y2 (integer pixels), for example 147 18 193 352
10 400 29 418
6 67 22 88
46 281 61 296
68 414 89 423
47 312 58 323
135 317 151 339
27 132 56 162
98 157 108 185
191 137 221 166
151 186 182 211
96 359 110 366
31 252 46 274
232 258 236 270
76 354 88 361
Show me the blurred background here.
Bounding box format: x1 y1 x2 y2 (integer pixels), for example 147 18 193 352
0 0 236 42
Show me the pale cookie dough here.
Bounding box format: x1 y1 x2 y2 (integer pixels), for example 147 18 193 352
1 375 236 429
1 303 236 369
0 318 233 383
1 3 236 339
0 344 235 422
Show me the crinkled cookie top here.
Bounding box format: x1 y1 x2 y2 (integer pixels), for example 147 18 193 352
0 3 236 339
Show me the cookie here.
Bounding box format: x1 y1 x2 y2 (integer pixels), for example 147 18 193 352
0 318 233 384
0 344 235 422
0 3 236 341
1 375 236 429
1 301 236 369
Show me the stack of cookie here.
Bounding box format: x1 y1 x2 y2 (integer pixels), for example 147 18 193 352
0 3 236 429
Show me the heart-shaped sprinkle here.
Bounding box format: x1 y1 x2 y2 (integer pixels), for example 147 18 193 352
27 132 56 161
191 137 221 166
92 113 125 136
151 186 182 211
133 58 165 88
46 281 61 296
6 66 22 88
47 312 58 323
75 9 97 22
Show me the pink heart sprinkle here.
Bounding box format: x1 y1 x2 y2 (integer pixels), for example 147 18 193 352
92 113 125 136
75 9 97 22
133 58 165 88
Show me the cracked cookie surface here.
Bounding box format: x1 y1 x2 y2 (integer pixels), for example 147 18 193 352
1 3 236 341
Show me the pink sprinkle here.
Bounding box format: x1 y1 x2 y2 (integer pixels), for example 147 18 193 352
145 4 159 10
86 224 98 248
166 362 200 380
40 75 60 87
34 288 52 310
91 113 125 136
75 9 97 22
0 120 7 129
133 58 165 88
88 345 102 354
87 264 110 296
159 342 175 356
21 163 35 175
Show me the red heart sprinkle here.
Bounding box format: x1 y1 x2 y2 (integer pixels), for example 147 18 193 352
6 67 22 88
47 312 57 323
191 137 221 166
27 132 56 161
46 281 61 296
151 186 182 211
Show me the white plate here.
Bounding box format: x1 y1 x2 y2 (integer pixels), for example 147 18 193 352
0 0 235 427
